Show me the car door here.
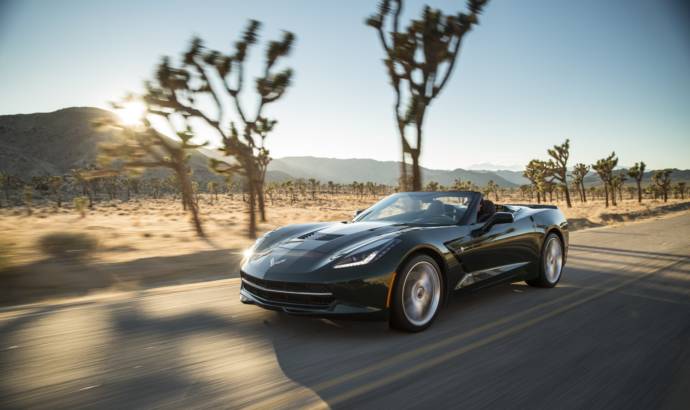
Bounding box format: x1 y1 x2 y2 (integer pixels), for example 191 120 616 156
447 209 536 288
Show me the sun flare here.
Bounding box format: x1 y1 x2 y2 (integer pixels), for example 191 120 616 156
116 100 147 126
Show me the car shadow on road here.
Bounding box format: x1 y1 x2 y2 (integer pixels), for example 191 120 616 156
2 252 688 409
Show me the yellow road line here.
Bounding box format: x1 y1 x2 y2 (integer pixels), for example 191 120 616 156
321 256 688 407
248 255 686 410
244 275 615 409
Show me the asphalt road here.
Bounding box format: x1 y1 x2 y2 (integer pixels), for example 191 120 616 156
1 213 689 410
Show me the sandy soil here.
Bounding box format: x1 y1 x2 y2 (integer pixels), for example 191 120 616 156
1 195 688 305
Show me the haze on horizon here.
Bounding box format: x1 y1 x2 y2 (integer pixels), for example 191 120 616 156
0 0 688 171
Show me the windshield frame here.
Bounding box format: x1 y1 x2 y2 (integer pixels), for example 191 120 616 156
352 191 481 226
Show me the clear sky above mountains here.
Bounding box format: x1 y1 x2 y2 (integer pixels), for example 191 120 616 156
1 0 688 170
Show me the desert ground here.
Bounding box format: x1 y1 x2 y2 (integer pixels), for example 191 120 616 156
1 195 689 306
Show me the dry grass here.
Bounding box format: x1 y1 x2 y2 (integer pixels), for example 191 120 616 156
0 194 688 305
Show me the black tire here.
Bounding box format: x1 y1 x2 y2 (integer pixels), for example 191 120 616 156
390 255 443 332
526 233 564 288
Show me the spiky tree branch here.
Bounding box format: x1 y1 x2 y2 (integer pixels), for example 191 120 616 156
367 0 488 191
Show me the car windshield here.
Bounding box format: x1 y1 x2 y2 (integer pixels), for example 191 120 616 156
354 192 472 226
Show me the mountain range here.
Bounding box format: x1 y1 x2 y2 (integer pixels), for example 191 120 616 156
1 107 688 188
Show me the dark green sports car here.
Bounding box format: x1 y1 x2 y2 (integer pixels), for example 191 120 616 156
240 191 568 332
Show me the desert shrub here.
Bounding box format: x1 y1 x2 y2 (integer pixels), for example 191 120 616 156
73 196 88 218
38 232 99 260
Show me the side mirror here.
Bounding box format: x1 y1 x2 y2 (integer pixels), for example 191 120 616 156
472 212 514 236
354 209 365 217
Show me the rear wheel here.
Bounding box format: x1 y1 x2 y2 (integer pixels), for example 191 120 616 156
390 255 443 332
526 233 563 288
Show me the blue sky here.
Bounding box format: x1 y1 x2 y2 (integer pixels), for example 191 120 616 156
1 0 688 170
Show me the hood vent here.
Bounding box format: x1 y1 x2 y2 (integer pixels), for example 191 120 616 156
297 230 343 241
311 233 343 241
298 230 319 239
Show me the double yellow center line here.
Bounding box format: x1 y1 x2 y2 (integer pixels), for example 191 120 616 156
248 255 688 410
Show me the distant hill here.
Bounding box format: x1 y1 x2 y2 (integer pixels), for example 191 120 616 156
582 168 690 187
0 107 215 179
466 162 523 172
0 107 119 177
0 107 282 182
267 156 524 187
1 107 687 188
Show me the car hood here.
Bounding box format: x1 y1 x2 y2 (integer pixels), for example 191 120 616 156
243 221 410 278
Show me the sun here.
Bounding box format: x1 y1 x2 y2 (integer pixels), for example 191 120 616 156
116 100 147 126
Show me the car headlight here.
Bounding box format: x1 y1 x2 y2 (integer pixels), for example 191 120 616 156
333 238 401 269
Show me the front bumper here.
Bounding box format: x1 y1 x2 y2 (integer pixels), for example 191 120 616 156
239 271 389 319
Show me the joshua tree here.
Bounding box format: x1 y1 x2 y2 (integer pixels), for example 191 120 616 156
22 185 33 215
71 168 96 209
519 184 533 201
486 179 499 201
626 185 636 200
123 176 141 201
47 176 64 207
73 197 88 218
675 182 686 199
366 0 488 191
426 181 440 191
452 178 474 191
616 173 627 202
572 163 589 203
524 159 547 203
592 152 618 207
627 161 646 203
98 122 207 237
148 23 295 238
207 181 219 203
610 175 623 203
545 139 572 207
308 178 319 200
652 169 672 202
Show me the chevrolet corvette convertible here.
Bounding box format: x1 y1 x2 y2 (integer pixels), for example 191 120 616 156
240 191 568 332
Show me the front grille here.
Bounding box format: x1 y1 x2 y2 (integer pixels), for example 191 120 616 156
241 271 334 308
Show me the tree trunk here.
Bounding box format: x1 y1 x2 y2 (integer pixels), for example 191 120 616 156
581 181 587 202
248 182 257 239
177 168 204 238
610 183 617 206
636 180 642 203
399 148 407 191
604 184 609 207
563 182 572 207
410 150 422 192
257 180 266 222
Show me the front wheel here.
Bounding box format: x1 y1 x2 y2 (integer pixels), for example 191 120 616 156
390 255 443 332
526 233 564 288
